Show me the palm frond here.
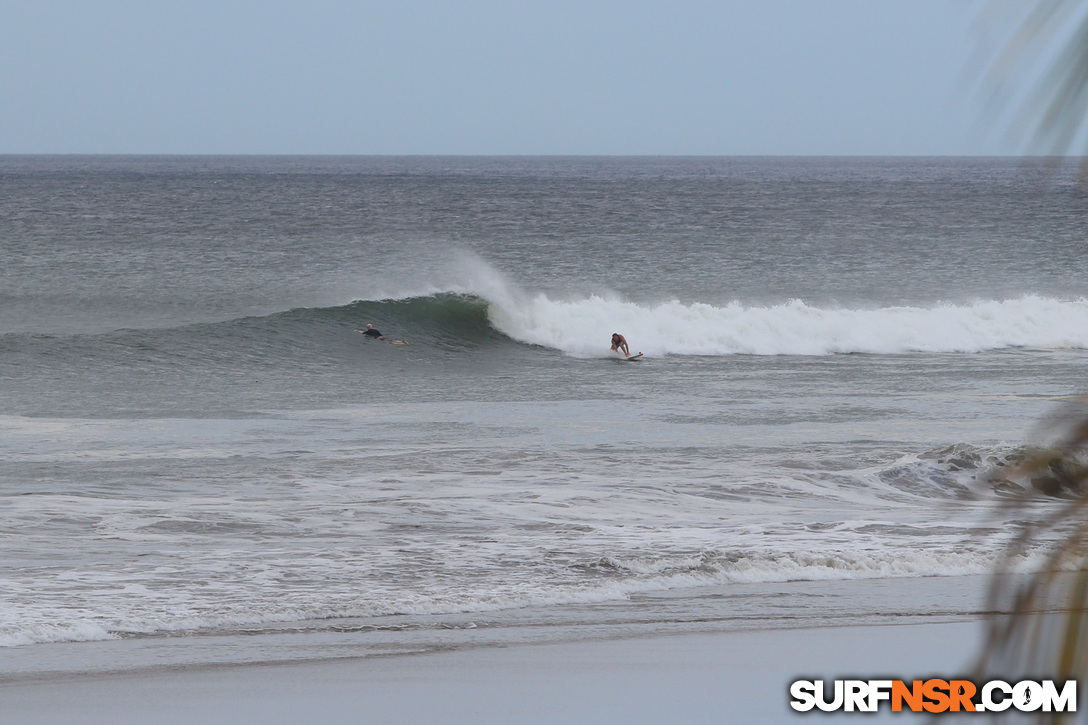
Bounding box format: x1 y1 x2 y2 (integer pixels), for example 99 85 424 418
978 397 1088 722
978 0 1088 167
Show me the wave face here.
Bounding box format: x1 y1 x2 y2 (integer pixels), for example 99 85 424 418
269 272 1088 357
22 284 1088 369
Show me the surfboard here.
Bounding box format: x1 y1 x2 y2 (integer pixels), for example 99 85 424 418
619 352 643 361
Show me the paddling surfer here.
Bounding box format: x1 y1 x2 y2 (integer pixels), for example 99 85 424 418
359 324 409 345
610 332 630 356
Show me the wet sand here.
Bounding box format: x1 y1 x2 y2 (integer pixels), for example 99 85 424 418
1 619 982 725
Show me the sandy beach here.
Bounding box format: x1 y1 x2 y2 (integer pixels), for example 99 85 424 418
0 618 982 725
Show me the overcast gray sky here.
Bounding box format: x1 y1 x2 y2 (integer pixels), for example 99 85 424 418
0 1 1018 155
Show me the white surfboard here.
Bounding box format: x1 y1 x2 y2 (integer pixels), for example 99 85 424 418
618 352 643 361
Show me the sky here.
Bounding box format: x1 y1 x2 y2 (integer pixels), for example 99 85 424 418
0 0 1031 155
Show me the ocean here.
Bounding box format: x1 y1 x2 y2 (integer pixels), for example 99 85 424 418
1 155 1087 672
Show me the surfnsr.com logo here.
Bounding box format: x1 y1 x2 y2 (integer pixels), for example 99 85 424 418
789 679 1077 713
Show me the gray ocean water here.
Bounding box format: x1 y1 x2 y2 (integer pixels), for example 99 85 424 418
2 156 1087 668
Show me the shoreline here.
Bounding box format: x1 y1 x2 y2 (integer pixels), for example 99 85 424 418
0 574 993 683
0 575 1004 723
0 619 986 724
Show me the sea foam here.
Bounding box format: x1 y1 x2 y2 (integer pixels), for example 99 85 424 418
486 292 1088 357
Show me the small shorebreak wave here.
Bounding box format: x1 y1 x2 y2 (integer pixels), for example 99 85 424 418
0 545 1052 649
